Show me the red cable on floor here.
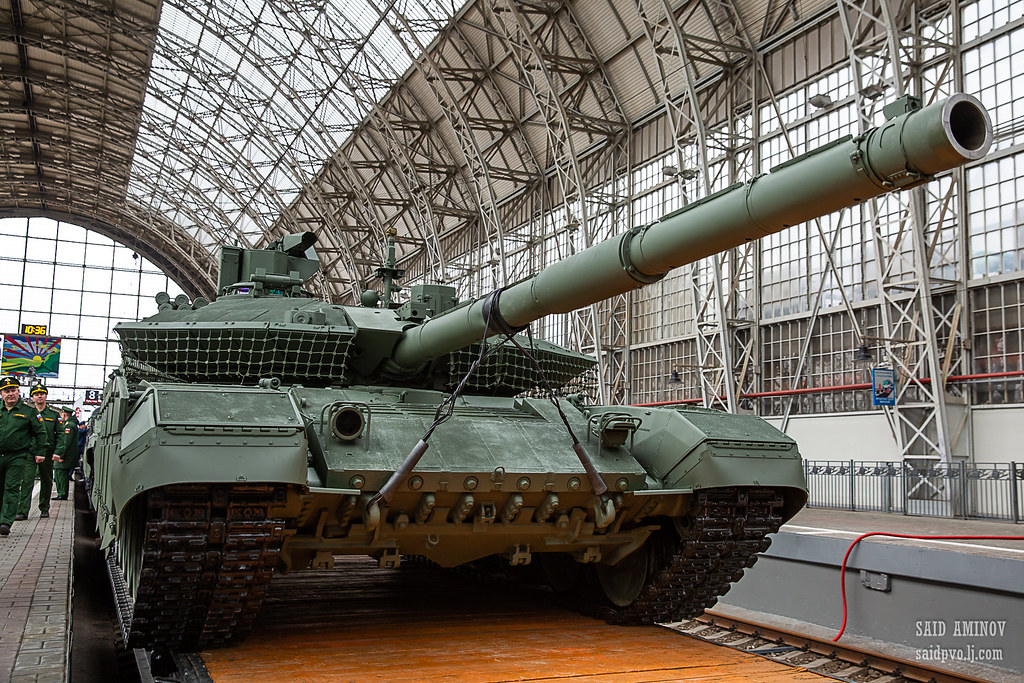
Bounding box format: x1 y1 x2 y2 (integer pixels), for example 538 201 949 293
833 532 1024 642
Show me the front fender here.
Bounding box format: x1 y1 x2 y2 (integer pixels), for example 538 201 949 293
93 384 308 549
590 404 808 519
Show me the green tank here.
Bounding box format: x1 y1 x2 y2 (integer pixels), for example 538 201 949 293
85 93 991 650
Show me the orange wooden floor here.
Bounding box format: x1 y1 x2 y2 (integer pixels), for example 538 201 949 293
202 558 824 682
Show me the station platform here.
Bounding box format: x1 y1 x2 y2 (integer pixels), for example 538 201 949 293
718 506 1024 682
0 483 74 683
786 506 1024 556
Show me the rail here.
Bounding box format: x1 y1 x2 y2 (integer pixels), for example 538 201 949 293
634 369 1024 407
675 611 994 683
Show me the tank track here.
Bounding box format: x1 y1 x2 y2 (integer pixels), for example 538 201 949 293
599 486 784 624
107 484 286 650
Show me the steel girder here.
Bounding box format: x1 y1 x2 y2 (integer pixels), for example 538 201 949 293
483 0 630 403
0 0 222 293
836 0 966 470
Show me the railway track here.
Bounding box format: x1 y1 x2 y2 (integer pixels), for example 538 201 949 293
668 612 993 683
88 531 1005 682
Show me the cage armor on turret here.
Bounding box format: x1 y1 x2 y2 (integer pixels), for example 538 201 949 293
87 93 992 650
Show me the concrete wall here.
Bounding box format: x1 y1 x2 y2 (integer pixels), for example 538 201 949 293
767 405 1024 464
971 405 1024 465
766 412 896 462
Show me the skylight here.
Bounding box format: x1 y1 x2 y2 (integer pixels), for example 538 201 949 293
128 0 461 249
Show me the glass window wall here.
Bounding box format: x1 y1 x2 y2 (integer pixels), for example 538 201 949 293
0 216 185 407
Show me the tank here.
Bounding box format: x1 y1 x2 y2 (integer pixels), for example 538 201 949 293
85 93 992 650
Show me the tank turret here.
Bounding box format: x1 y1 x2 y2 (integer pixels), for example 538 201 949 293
88 93 991 651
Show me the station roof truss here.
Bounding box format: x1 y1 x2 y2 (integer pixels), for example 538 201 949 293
0 0 841 300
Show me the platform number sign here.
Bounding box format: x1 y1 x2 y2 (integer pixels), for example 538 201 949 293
84 389 102 405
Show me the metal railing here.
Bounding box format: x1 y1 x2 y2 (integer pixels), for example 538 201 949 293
803 460 1024 522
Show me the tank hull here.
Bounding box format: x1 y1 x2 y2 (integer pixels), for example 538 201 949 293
86 377 805 648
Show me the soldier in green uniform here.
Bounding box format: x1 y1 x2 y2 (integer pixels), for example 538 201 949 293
15 383 65 520
52 407 79 500
1 376 45 536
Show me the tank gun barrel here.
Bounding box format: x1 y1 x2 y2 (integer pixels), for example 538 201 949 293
392 94 992 369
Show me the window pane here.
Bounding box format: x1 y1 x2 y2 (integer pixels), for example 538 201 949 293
60 338 78 362
86 231 114 246
21 287 53 312
50 314 80 337
54 265 85 291
0 218 26 236
78 339 107 364
0 234 25 256
24 261 55 283
79 316 110 339
56 240 85 264
83 268 113 292
0 309 18 331
52 292 82 315
138 297 160 318
110 294 139 321
29 217 59 239
112 248 139 271
140 272 168 295
25 238 56 261
58 223 88 242
19 313 51 328
60 365 79 388
0 285 22 309
111 269 140 293
3 260 25 282
85 243 113 268
82 292 111 317
76 365 105 387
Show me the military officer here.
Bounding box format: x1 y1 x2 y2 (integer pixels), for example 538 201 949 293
1 377 45 536
52 407 79 500
15 383 65 520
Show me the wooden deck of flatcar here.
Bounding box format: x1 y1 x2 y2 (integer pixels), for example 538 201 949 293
201 557 826 681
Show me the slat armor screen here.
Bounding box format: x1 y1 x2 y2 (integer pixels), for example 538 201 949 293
449 339 597 395
117 323 354 385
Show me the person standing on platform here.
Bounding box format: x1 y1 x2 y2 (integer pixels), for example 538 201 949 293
15 383 65 520
77 415 88 454
76 417 89 477
0 377 45 536
52 407 78 500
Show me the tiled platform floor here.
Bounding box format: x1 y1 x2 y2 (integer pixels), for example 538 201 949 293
0 481 74 683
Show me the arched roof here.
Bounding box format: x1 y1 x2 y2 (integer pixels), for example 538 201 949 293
1 0 833 299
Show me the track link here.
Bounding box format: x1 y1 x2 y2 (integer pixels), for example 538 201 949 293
601 487 784 624
108 484 286 650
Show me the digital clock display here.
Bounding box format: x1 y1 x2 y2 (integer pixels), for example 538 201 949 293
21 324 47 336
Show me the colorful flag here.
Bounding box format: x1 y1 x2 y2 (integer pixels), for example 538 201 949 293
1 334 62 378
